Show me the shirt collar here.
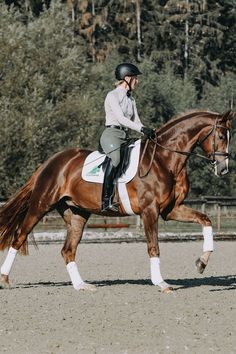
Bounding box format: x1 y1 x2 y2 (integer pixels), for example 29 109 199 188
116 85 131 98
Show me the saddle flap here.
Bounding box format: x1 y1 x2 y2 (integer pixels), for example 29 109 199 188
82 139 141 184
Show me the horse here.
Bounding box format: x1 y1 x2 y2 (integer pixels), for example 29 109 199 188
0 110 234 293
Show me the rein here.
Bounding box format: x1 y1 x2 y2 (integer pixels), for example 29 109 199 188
139 120 231 178
153 140 211 161
155 121 230 161
139 139 157 178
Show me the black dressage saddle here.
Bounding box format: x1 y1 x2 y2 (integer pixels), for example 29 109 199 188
98 138 138 179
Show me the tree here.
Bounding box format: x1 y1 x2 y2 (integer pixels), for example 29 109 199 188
0 0 235 198
0 3 97 197
200 73 236 112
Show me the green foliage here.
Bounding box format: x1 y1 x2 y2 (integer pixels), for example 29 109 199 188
0 3 98 196
0 1 235 198
200 73 236 113
134 60 197 126
187 152 236 197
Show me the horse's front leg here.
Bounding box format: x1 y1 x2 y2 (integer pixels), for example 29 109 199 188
60 208 96 292
141 203 173 293
166 204 213 273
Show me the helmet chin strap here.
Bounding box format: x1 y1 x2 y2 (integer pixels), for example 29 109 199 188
123 78 132 96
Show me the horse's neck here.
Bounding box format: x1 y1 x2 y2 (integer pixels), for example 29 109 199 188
159 117 213 152
153 116 215 176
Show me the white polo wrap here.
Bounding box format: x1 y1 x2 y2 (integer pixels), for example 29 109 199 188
66 261 84 290
203 226 214 252
1 247 18 275
150 257 164 285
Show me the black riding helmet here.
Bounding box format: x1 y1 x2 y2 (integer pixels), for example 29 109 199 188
115 63 142 80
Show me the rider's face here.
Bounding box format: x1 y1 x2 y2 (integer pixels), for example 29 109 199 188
130 76 138 90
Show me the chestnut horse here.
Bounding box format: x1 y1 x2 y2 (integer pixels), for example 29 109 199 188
0 110 234 292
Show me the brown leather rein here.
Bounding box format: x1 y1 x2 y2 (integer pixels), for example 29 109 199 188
139 120 230 178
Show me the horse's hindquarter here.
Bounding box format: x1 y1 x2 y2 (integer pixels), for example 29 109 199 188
31 149 93 207
59 149 103 210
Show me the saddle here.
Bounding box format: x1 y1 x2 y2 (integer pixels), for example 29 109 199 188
98 138 137 179
82 139 141 214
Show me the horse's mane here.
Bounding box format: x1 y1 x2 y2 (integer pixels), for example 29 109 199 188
157 110 220 134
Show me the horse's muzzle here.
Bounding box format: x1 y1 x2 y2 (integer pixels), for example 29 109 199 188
212 158 229 176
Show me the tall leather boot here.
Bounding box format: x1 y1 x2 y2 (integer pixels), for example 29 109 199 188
102 160 119 212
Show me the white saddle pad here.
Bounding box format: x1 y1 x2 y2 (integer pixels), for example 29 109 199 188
82 139 141 184
81 139 141 215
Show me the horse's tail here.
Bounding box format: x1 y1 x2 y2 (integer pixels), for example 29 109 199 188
0 166 41 255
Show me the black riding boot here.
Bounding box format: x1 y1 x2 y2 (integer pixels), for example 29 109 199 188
102 160 119 212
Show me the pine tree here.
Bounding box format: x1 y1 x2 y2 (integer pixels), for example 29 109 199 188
146 1 227 94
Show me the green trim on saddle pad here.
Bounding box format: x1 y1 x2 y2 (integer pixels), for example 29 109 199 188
87 165 101 176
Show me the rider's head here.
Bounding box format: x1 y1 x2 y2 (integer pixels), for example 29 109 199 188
115 63 142 92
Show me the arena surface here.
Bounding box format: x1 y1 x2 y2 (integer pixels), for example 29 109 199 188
0 241 235 354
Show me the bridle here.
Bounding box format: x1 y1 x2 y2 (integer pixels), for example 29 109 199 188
155 118 230 162
197 119 230 164
139 118 231 178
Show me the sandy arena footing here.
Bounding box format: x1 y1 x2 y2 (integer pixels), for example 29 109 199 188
0 241 235 354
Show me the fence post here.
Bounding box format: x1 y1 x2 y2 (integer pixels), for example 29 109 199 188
217 203 221 232
103 216 107 232
136 215 141 229
201 202 205 214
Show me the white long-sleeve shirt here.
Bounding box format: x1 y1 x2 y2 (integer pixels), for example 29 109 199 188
104 86 143 133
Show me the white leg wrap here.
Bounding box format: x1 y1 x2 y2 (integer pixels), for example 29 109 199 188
66 261 85 290
1 247 18 275
203 226 214 252
150 257 164 286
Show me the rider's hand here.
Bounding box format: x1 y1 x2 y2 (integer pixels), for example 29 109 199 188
141 127 156 139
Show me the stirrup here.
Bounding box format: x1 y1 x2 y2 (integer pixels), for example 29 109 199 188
102 201 119 213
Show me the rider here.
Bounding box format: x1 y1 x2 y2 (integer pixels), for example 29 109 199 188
100 62 155 212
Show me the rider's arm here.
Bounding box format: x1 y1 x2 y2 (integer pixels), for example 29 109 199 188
133 99 142 126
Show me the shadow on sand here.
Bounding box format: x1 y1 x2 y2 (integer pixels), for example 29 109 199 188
13 274 236 291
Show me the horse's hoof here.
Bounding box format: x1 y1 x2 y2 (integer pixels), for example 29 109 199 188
161 286 174 294
195 258 206 274
0 274 10 289
76 282 97 292
158 281 173 293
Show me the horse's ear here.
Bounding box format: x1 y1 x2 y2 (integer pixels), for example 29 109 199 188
219 110 235 128
220 110 235 122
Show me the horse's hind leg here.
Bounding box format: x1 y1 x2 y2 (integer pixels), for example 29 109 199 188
0 212 43 289
59 206 96 291
0 185 59 288
0 248 17 288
